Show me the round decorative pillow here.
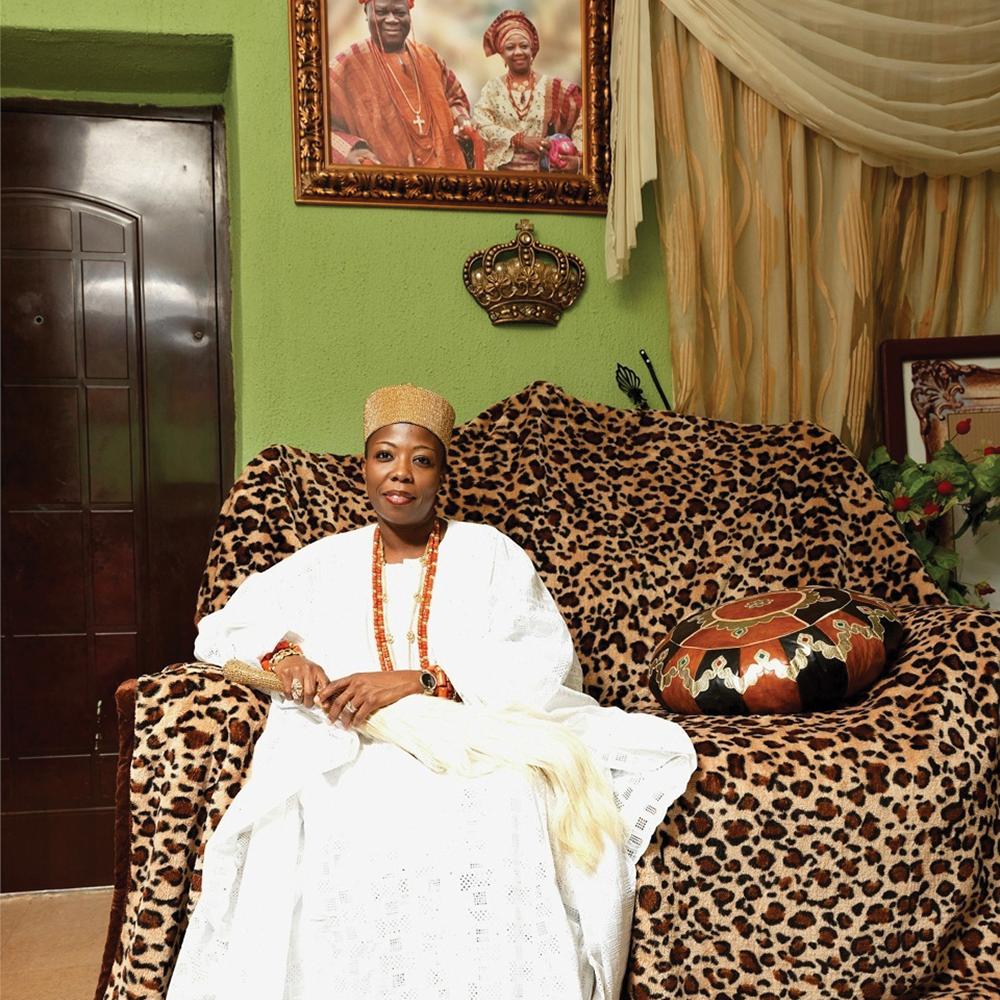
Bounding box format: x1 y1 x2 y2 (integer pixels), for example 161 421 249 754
648 587 903 715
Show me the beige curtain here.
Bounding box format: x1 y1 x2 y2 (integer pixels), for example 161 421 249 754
651 10 1000 453
607 0 1000 276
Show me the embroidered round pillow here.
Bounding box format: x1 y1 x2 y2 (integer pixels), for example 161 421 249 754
648 587 903 715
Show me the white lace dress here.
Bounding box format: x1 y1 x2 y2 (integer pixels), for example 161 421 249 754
165 521 696 1000
473 75 585 171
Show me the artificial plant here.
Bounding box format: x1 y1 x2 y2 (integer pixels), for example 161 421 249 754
868 420 1000 606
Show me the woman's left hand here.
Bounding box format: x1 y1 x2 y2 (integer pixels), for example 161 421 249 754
317 671 423 728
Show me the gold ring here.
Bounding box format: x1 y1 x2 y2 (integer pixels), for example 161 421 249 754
291 678 304 701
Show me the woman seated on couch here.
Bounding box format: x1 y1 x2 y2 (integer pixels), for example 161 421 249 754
165 384 696 1000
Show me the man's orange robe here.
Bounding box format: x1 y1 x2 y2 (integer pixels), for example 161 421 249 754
328 40 470 169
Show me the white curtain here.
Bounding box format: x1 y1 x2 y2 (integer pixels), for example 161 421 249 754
605 0 657 278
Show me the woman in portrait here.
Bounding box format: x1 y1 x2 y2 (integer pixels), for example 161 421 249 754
165 385 695 1000
474 9 585 172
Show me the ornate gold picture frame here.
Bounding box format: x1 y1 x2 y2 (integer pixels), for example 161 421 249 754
289 0 611 214
880 335 1000 461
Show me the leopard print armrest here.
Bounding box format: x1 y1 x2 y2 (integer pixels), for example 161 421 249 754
626 604 1000 999
101 664 269 999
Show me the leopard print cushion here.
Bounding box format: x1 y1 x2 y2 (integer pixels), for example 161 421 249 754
104 383 999 999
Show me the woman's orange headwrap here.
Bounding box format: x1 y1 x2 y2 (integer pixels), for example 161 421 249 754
483 10 539 58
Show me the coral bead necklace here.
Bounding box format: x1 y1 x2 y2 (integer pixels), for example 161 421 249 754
505 71 537 121
371 518 453 698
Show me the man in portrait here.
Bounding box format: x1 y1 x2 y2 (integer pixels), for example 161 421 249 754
328 0 481 169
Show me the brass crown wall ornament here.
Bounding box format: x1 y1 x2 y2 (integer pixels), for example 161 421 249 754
463 220 586 326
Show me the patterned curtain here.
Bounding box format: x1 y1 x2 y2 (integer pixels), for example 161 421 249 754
606 2 1000 455
650 11 1000 454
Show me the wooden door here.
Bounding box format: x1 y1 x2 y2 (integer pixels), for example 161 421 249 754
1 105 232 891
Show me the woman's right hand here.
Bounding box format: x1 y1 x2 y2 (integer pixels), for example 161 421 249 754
518 134 548 156
272 654 329 709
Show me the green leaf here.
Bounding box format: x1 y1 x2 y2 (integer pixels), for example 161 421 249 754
932 441 965 464
931 547 960 570
927 458 972 487
867 446 894 473
927 562 952 588
899 470 935 498
907 531 935 561
871 439 998 604
972 455 1000 496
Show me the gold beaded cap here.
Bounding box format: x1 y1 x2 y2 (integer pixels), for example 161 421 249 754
363 384 456 449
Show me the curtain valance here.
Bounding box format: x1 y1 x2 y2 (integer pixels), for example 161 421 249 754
606 0 1000 278
664 0 1000 177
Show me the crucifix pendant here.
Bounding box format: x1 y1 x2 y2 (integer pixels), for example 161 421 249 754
413 113 425 133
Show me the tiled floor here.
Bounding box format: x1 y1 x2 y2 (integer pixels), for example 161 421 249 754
1 887 113 1000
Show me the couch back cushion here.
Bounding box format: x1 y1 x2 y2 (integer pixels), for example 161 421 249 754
197 383 940 710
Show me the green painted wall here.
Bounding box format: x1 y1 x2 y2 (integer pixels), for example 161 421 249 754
2 5 668 468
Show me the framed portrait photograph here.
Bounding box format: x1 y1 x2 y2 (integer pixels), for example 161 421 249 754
289 0 610 213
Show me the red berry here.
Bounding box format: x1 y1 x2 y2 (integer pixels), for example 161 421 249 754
937 481 956 496
986 446 999 456
892 496 911 511
955 418 972 435
922 500 941 516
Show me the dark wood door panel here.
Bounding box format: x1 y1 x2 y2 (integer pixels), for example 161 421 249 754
1 385 82 505
80 211 126 254
2 512 87 633
2 756 96 812
83 259 130 379
2 635 92 755
1 257 77 378
87 386 134 503
91 512 138 628
1 201 72 251
1 809 114 891
94 633 138 749
2 105 231 890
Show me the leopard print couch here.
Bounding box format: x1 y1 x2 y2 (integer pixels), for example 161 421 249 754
97 383 999 1000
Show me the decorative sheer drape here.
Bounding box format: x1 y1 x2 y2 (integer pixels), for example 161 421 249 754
605 0 657 278
605 0 1000 455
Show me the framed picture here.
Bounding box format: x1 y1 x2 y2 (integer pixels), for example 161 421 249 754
880 335 1000 608
289 0 610 213
880 335 1000 462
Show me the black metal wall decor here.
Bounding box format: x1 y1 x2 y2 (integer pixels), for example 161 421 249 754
615 349 671 410
640 348 671 409
616 363 649 409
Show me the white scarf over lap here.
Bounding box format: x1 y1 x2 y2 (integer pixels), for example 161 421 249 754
167 520 696 1000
